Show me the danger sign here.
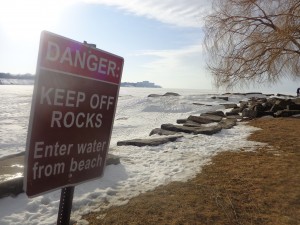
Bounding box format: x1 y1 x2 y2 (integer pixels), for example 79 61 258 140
24 31 124 197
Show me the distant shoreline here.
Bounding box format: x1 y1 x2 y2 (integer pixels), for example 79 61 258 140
0 76 162 88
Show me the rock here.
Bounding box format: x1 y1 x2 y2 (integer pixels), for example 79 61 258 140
225 109 240 116
163 92 180 96
148 94 162 98
161 124 222 135
242 108 257 118
239 101 248 110
176 119 187 124
147 92 180 97
149 128 177 136
276 93 294 98
211 96 229 101
193 103 214 106
161 124 197 134
292 98 300 104
183 120 203 127
270 99 293 112
222 92 246 95
250 103 274 117
226 115 242 120
201 111 225 117
288 104 300 110
193 103 205 106
220 103 238 109
0 177 23 198
274 110 300 117
245 92 263 95
187 115 223 124
261 101 273 111
218 118 237 129
117 135 183 147
106 154 121 165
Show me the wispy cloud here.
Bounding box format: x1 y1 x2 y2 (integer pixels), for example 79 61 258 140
82 0 211 28
130 42 211 89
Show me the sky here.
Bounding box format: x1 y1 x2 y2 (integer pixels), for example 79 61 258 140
0 0 299 93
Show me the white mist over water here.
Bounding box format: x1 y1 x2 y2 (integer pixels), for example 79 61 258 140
0 85 265 224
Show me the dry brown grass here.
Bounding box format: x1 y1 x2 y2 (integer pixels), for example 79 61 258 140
82 118 300 225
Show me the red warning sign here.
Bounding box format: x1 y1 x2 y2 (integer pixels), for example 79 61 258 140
24 31 124 197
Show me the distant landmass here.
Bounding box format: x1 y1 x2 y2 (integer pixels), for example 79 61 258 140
121 81 161 88
0 73 35 85
0 73 162 88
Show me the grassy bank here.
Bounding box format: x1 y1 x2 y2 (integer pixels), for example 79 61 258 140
82 118 300 225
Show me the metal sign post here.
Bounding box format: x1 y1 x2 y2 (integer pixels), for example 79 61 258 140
57 186 75 225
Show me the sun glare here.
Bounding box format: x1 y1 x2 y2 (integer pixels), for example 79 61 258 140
0 0 71 40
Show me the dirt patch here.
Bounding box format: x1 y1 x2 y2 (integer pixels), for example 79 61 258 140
82 118 300 225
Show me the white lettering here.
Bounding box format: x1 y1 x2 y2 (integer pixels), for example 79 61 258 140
59 47 73 66
44 41 120 78
108 61 116 77
51 111 62 128
66 90 76 107
74 50 86 69
98 58 107 74
40 86 53 105
46 41 60 62
87 54 98 71
54 89 64 106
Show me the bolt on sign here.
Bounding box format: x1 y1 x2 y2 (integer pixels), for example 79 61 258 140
24 31 124 197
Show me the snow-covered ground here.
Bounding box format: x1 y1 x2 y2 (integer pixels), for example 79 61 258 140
0 86 265 225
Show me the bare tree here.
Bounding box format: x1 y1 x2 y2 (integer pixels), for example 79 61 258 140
204 0 300 89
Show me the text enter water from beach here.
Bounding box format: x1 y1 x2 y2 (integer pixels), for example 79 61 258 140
32 140 106 180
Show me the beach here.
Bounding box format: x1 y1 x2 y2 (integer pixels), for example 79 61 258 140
0 86 299 224
83 118 300 225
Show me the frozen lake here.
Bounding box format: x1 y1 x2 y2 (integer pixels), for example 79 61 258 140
0 85 263 224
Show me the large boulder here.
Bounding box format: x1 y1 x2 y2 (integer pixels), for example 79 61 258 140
106 154 121 165
288 104 300 110
242 108 257 118
187 114 223 124
274 110 300 117
225 108 240 116
276 93 294 98
201 111 225 117
218 119 237 129
239 101 249 111
117 135 183 147
0 177 23 198
291 98 300 104
220 103 238 109
183 120 204 127
161 123 222 135
211 96 229 101
270 99 293 112
176 119 187 124
149 128 177 136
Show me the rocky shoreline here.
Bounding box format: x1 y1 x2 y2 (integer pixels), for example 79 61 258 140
116 92 300 146
1 92 299 198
